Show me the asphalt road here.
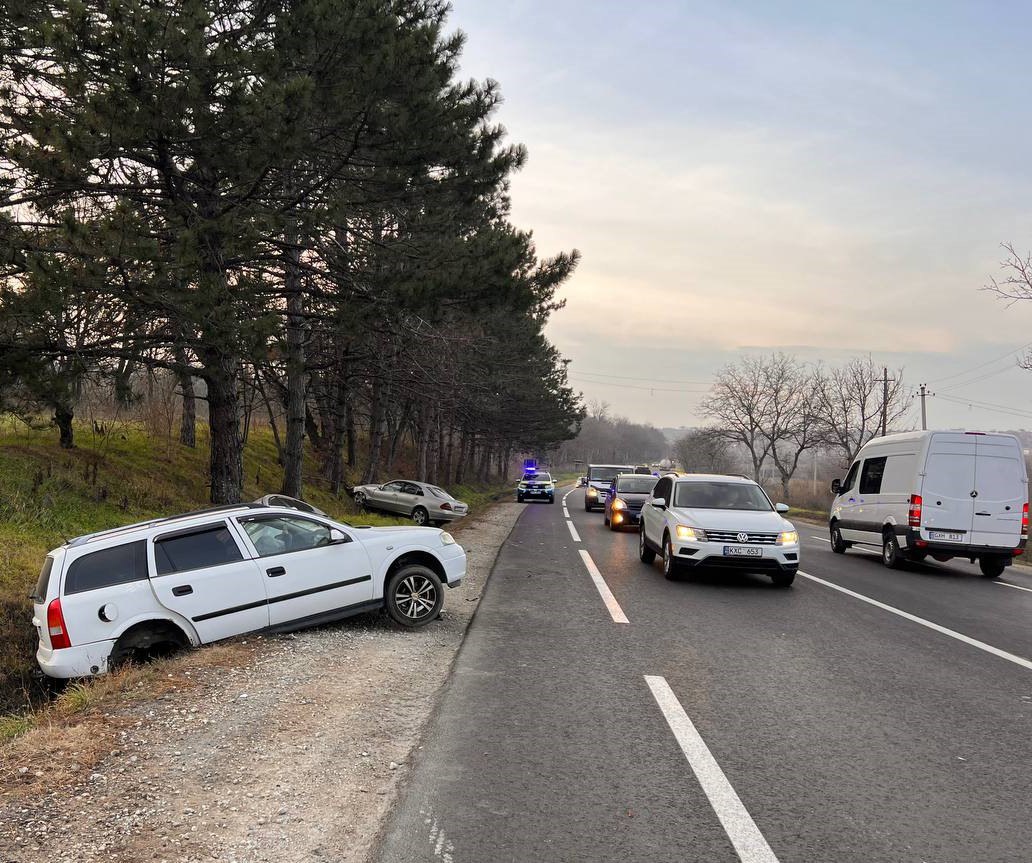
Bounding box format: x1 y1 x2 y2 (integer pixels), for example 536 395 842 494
374 487 1032 863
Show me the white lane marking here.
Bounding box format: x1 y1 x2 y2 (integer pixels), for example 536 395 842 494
996 580 1032 594
563 507 570 518
812 536 830 542
811 535 879 556
645 676 780 863
798 571 1032 672
578 550 629 624
566 520 581 543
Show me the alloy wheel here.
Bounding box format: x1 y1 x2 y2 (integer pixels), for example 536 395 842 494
395 574 439 621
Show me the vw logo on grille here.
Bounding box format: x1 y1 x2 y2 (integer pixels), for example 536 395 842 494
737 532 750 542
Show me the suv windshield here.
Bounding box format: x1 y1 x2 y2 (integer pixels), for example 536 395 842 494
616 476 658 494
524 473 551 482
589 467 629 482
674 481 773 511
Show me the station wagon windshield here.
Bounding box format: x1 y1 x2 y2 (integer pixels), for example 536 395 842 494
674 482 773 511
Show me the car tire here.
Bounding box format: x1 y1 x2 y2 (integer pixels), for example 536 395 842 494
385 565 443 627
604 511 610 526
609 516 620 532
639 525 656 563
354 491 367 509
771 571 796 587
412 506 429 526
979 556 1007 579
548 497 555 504
830 522 850 554
662 533 680 580
517 494 524 503
882 529 904 569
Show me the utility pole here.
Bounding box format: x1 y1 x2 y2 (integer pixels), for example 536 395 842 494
917 383 933 430
880 366 896 436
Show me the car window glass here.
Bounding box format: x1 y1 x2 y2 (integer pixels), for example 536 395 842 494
384 481 403 491
65 541 148 594
32 556 55 603
427 486 450 498
673 482 773 511
859 457 888 495
841 462 860 493
617 476 659 494
155 525 244 575
239 516 335 557
653 477 671 501
403 483 422 496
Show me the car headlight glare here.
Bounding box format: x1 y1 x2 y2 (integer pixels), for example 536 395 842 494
675 524 707 541
587 487 597 497
612 498 626 511
778 530 798 545
440 532 456 546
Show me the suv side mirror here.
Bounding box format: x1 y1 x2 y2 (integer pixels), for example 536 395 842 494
775 503 790 513
652 497 666 509
831 479 842 494
329 528 350 545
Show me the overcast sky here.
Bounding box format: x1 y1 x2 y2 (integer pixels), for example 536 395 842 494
452 0 1032 431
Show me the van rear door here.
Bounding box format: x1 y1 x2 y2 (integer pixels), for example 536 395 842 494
970 435 1026 549
920 433 977 544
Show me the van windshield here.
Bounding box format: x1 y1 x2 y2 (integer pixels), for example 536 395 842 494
589 466 631 482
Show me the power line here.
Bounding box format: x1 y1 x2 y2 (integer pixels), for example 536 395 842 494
935 393 1032 421
937 362 1025 393
926 341 1032 386
567 375 708 393
570 370 712 385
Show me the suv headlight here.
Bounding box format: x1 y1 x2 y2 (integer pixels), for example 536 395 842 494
587 487 598 497
440 532 456 546
612 498 626 511
675 525 707 541
778 530 798 545
518 483 528 489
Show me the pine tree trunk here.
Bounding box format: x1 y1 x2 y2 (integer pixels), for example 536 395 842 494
177 370 196 448
280 239 306 499
54 404 74 449
364 376 386 483
206 361 244 504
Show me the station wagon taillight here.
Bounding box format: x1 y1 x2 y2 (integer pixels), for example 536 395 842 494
1022 502 1029 538
908 495 923 528
46 598 71 650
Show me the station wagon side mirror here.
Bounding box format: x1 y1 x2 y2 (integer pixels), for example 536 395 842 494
329 528 350 545
653 497 667 509
775 503 790 513
831 478 842 494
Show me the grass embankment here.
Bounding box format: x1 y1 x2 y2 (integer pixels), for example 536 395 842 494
0 419 509 726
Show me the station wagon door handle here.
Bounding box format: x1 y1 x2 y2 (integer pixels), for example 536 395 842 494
172 585 193 597
266 566 287 577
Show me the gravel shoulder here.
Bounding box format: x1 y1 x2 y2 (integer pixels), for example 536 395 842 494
0 502 524 863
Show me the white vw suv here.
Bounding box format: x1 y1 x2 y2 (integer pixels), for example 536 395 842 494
31 502 466 678
639 474 799 586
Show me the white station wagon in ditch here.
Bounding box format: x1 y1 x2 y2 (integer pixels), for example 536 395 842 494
31 502 466 678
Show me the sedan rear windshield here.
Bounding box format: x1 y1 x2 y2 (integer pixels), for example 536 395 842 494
616 476 658 494
674 482 773 511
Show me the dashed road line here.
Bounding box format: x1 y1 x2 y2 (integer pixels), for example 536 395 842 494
578 550 628 624
996 580 1032 594
645 676 780 863
566 519 581 543
798 570 1032 671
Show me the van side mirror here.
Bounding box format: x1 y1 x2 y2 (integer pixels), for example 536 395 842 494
775 503 790 513
831 479 842 494
653 497 667 509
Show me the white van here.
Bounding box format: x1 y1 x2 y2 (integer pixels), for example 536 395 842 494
829 431 1028 577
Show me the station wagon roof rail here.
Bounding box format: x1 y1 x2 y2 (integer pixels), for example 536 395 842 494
67 503 267 547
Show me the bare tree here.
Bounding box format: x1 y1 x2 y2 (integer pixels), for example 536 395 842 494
986 243 1032 370
767 362 829 498
701 356 779 481
673 428 743 475
587 398 611 422
816 357 910 464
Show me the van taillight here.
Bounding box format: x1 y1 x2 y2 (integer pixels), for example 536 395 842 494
46 598 71 650
1022 502 1028 538
908 495 923 528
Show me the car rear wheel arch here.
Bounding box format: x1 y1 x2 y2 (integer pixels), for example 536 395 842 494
109 619 192 671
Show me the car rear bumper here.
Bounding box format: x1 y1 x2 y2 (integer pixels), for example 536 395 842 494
36 639 115 679
904 529 1026 559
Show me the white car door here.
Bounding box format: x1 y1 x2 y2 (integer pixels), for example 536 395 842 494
920 433 977 542
645 477 673 545
150 521 268 643
834 461 863 541
235 514 374 626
